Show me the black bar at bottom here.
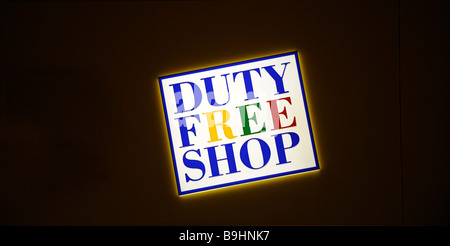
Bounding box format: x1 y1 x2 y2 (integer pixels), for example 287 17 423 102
0 226 446 244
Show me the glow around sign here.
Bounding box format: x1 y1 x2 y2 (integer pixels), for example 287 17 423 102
159 51 319 196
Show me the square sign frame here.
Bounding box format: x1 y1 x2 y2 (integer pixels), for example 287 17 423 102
159 51 319 196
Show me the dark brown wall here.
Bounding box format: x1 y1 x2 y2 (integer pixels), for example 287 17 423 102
0 0 448 225
400 0 450 225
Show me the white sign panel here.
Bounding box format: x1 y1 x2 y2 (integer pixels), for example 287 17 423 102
159 51 319 196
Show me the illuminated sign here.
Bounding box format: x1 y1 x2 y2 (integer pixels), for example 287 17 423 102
159 51 319 196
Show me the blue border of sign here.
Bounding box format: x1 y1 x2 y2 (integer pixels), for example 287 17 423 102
158 51 319 196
